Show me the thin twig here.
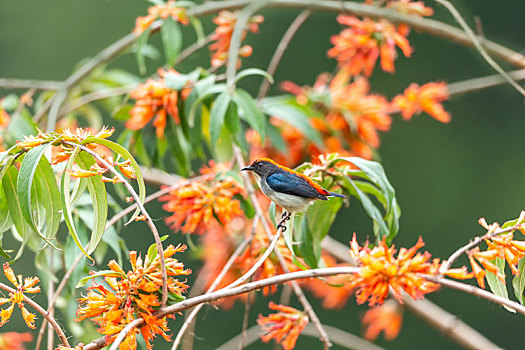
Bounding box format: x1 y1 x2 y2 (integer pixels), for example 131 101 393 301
233 147 332 349
448 69 525 96
441 211 525 272
67 143 169 307
0 78 63 90
47 250 55 350
0 282 70 347
257 10 311 100
216 323 385 350
84 266 361 350
238 292 252 350
33 94 56 124
175 33 215 65
434 0 525 97
423 274 525 315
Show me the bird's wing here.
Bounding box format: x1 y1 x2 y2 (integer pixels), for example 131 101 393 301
266 171 327 199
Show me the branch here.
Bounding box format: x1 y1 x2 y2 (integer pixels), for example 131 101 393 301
216 323 385 350
448 69 525 97
83 266 361 350
257 9 312 100
68 143 169 307
0 282 70 347
423 274 525 315
0 78 63 90
58 85 137 117
434 0 525 97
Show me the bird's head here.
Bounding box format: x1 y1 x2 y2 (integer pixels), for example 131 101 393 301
241 158 279 177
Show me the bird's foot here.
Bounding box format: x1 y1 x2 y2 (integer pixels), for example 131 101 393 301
277 222 287 232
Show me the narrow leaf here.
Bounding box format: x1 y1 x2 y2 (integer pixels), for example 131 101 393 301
233 89 266 140
161 17 183 66
513 258 525 304
210 91 231 146
486 257 515 313
235 68 273 84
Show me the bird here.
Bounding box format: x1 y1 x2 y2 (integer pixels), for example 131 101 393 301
241 158 346 221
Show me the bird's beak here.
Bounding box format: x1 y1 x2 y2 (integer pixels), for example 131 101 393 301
241 165 253 171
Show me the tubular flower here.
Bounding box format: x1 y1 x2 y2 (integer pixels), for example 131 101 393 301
257 302 309 350
328 15 412 76
210 10 264 67
307 254 354 309
236 230 299 295
126 69 190 137
392 82 450 123
0 332 33 350
362 299 403 341
0 264 40 329
349 235 457 305
76 245 190 349
133 0 189 34
387 0 434 16
161 162 245 234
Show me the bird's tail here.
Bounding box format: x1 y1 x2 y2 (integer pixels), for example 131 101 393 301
327 191 346 198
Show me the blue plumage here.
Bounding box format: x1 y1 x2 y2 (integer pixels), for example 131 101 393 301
266 170 327 200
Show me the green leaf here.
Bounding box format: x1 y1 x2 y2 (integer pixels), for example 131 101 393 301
210 91 232 146
17 144 61 250
266 120 287 152
188 84 227 127
269 201 277 228
135 26 152 75
76 270 126 288
235 68 273 84
75 152 108 255
2 166 31 245
260 96 323 146
486 257 515 313
112 105 133 121
513 258 525 304
146 235 169 263
233 89 266 140
83 138 145 222
161 17 183 67
0 186 13 234
165 73 191 91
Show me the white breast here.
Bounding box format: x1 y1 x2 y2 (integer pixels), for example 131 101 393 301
254 173 313 213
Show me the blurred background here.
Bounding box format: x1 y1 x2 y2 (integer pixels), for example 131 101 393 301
1 0 525 349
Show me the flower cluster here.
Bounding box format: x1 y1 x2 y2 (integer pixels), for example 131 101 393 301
161 161 245 234
76 244 190 349
0 264 40 329
362 300 403 341
209 10 264 67
467 216 525 289
328 15 412 76
348 235 471 305
0 332 33 350
392 82 450 123
127 69 190 137
257 302 309 350
133 0 189 35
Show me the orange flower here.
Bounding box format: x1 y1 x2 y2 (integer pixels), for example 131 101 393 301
307 254 354 309
161 162 245 234
76 245 190 349
257 302 309 350
392 82 450 123
126 70 189 137
349 235 443 305
328 15 412 76
209 11 263 67
387 0 434 17
362 300 403 340
0 332 33 350
0 263 40 329
133 0 189 34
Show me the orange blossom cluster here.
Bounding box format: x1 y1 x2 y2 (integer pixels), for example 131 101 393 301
392 82 451 123
348 234 471 305
133 0 189 35
362 299 403 341
328 15 412 76
209 10 264 67
0 332 33 350
467 217 525 289
257 302 309 350
0 264 40 329
76 245 190 349
127 69 191 138
161 161 246 234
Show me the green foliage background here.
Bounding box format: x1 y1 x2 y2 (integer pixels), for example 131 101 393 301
1 0 525 348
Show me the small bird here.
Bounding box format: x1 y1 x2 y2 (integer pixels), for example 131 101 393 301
241 158 346 216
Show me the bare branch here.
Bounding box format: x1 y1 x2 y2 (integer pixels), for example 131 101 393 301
0 78 63 90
